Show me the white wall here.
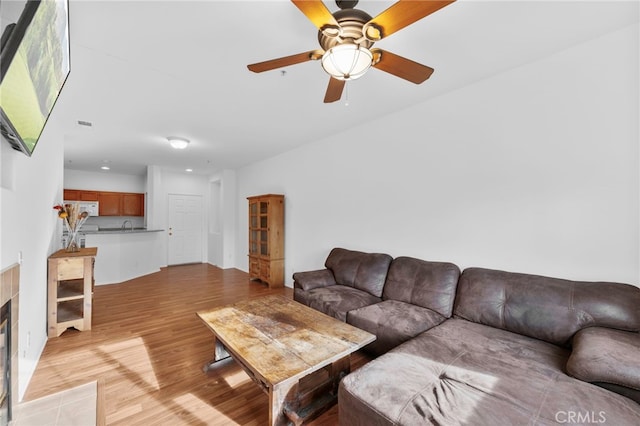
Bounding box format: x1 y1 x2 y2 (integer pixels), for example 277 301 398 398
208 169 236 268
86 232 163 285
209 180 223 265
235 24 639 287
1 119 65 400
146 165 163 230
64 168 145 193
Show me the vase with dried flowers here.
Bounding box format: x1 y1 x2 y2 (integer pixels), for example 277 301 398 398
54 203 89 252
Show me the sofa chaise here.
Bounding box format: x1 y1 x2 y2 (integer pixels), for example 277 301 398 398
293 248 640 425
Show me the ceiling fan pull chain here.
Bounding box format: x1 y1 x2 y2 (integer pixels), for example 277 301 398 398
345 81 350 106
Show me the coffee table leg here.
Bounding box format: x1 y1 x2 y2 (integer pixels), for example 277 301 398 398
202 336 231 372
270 379 297 426
270 355 351 425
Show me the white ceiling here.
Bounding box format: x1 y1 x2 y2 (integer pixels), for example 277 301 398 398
3 0 639 176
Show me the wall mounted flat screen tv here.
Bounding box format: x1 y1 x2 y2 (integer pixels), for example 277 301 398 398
0 0 70 157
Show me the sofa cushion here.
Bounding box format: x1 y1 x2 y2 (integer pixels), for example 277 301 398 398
454 267 640 346
292 268 336 291
325 248 392 298
567 327 640 403
293 288 312 306
302 285 381 322
382 256 460 317
347 300 446 355
339 319 640 426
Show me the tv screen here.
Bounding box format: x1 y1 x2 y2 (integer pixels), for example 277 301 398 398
0 0 70 157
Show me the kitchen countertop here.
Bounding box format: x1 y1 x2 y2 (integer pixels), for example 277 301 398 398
80 228 164 235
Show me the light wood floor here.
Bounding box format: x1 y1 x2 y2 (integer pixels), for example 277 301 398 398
24 264 371 425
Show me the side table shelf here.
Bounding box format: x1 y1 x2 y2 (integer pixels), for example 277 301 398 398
47 247 97 338
57 279 84 300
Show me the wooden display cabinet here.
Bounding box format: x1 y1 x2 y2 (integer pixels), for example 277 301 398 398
248 194 284 287
47 247 97 338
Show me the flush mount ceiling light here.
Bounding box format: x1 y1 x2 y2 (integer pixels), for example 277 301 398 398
167 136 190 150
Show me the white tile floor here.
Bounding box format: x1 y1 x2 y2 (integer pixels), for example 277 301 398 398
10 381 98 426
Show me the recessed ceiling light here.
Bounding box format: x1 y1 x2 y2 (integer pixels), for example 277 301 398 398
185 168 193 172
167 136 190 149
101 166 110 170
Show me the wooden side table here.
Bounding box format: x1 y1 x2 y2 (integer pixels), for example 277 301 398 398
47 247 97 337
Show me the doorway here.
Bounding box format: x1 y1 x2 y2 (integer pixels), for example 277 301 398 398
167 194 203 265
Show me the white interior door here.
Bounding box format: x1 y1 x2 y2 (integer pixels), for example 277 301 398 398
168 194 203 265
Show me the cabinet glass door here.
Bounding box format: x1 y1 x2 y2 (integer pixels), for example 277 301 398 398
250 230 258 255
249 201 259 255
260 230 268 256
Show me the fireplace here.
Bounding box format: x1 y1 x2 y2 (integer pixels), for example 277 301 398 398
0 300 9 425
0 264 18 426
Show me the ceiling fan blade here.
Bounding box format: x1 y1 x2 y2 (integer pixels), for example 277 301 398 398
247 50 322 73
372 49 434 84
324 77 345 103
363 0 456 41
291 0 340 33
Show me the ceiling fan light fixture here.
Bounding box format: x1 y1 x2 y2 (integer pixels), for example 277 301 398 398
321 43 373 81
167 136 190 149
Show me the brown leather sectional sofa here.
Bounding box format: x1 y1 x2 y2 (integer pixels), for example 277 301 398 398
293 248 640 425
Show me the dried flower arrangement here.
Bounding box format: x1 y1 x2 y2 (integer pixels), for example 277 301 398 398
53 203 89 252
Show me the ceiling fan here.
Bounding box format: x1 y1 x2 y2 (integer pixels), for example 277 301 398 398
247 0 456 103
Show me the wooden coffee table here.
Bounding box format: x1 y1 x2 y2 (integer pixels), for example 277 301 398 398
197 295 375 425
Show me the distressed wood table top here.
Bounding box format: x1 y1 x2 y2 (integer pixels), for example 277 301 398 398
197 295 375 386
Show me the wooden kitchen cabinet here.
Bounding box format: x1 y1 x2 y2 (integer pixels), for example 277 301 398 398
65 189 145 216
63 189 80 200
122 193 144 216
80 191 99 201
47 247 97 338
98 192 122 216
64 189 99 201
99 191 144 216
248 194 284 287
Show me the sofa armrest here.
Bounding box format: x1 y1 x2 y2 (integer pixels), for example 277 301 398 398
293 269 336 291
567 327 640 399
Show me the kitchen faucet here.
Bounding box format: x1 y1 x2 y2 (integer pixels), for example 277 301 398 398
121 220 133 231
